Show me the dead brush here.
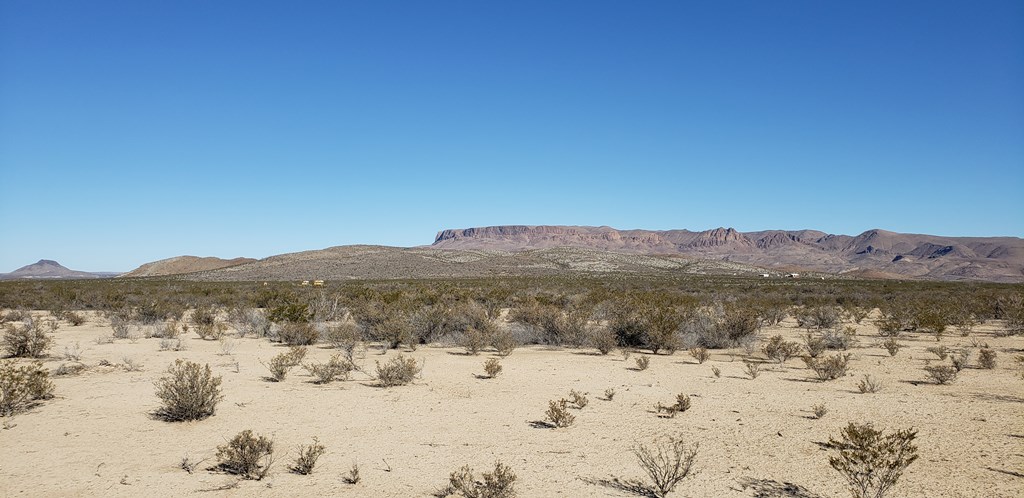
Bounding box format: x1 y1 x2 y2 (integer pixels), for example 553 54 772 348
635 356 650 371
0 360 54 416
446 461 517 498
743 360 761 379
631 433 698 498
656 394 691 418
978 348 997 369
924 365 957 384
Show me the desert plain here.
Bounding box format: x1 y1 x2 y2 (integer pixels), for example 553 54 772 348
0 305 1021 498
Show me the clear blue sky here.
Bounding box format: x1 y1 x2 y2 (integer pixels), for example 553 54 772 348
2 1 1022 272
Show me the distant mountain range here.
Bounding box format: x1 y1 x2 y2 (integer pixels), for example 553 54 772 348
5 226 1023 282
433 225 1024 282
0 260 118 280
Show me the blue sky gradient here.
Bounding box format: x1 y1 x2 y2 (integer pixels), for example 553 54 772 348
1 1 1022 271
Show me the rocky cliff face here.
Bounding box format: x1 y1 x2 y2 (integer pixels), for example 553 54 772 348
432 225 1024 281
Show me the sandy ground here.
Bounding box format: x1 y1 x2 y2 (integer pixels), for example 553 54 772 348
1 312 1022 497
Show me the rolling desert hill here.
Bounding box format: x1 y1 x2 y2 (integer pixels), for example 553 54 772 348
433 225 1024 282
120 256 256 278
0 260 115 280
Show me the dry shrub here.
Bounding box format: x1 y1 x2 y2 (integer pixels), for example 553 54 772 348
803 332 826 358
152 320 181 339
3 320 55 358
278 322 319 346
545 399 574 428
822 326 858 350
743 360 761 379
110 315 134 339
632 434 698 498
684 305 759 349
796 305 841 330
490 328 518 357
762 335 801 364
568 390 588 409
925 346 948 361
325 322 362 352
482 358 502 378
216 429 275 480
978 348 997 369
881 338 901 356
447 461 517 498
711 365 721 378
304 353 355 384
463 327 487 355
64 311 86 326
812 403 828 419
159 338 186 352
195 322 227 341
924 365 957 384
290 437 326 475
603 388 617 401
804 353 851 381
0 360 53 416
688 347 710 364
375 354 421 387
589 326 618 355
264 347 308 382
950 349 971 372
635 356 650 371
229 308 270 338
826 423 918 498
857 374 883 394
154 359 223 421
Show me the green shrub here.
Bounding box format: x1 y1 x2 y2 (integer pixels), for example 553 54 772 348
264 347 308 382
803 332 826 358
826 423 918 498
545 399 574 428
154 359 223 421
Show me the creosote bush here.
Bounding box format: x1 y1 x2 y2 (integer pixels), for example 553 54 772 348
447 461 517 498
632 434 698 498
482 358 502 378
589 326 618 355
803 332 826 358
0 360 54 416
375 354 422 387
545 399 575 428
290 437 326 475
154 359 223 421
822 326 858 350
278 322 319 346
216 430 275 480
826 423 918 498
857 374 883 394
3 319 55 358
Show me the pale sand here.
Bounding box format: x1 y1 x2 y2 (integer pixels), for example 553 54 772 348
1 312 1022 497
